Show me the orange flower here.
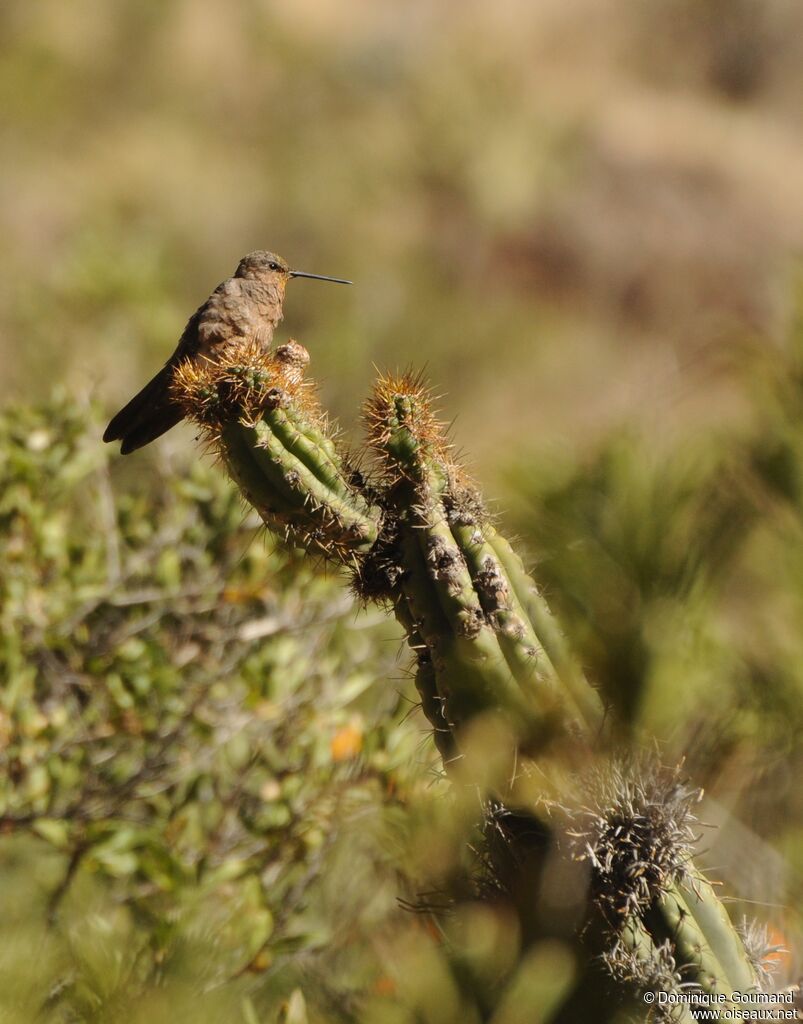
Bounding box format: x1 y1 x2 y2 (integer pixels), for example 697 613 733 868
330 722 363 761
373 976 396 996
764 926 791 971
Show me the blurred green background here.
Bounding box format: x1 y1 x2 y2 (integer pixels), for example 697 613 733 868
3 0 803 466
2 1 803 1020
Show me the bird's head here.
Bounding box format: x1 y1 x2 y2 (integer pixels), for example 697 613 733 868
235 251 352 288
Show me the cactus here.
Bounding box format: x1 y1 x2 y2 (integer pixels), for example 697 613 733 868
172 344 761 1021
362 371 604 744
572 760 759 1018
393 593 456 763
171 339 381 562
174 350 602 744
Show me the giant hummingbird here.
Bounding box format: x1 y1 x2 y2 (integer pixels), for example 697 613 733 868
103 250 350 454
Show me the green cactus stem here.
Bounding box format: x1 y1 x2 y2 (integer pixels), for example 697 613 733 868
395 479 537 733
171 340 381 561
393 596 455 763
363 372 600 740
483 525 604 729
574 760 758 1018
607 920 699 1024
645 873 758 999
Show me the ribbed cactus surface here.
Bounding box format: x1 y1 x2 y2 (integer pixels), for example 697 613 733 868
574 761 760 1019
362 372 604 746
171 339 381 560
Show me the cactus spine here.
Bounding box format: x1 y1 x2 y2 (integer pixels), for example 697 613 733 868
171 340 381 561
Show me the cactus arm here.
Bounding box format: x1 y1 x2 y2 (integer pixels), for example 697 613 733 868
172 343 381 560
217 422 301 518
413 467 487 642
450 520 561 699
250 419 377 542
397 519 534 729
642 879 756 1006
414 467 542 726
396 523 453 647
680 875 758 992
393 596 455 762
364 374 598 736
263 403 351 497
227 420 308 509
647 888 726 996
415 651 456 764
484 526 604 728
575 763 759 1018
617 918 700 1024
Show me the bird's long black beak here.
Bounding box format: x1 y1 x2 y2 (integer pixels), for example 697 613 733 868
289 270 353 285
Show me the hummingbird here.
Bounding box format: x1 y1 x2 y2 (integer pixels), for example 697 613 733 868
103 250 351 454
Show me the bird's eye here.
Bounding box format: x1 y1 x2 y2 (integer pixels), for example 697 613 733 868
268 262 281 271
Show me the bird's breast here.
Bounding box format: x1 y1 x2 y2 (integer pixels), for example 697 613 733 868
194 280 283 358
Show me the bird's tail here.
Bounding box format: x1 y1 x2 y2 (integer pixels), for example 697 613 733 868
103 365 183 454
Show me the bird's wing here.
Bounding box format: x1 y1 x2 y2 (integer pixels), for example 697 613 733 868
102 363 182 449
102 301 207 449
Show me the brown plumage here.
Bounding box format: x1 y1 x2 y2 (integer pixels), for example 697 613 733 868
103 250 350 454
